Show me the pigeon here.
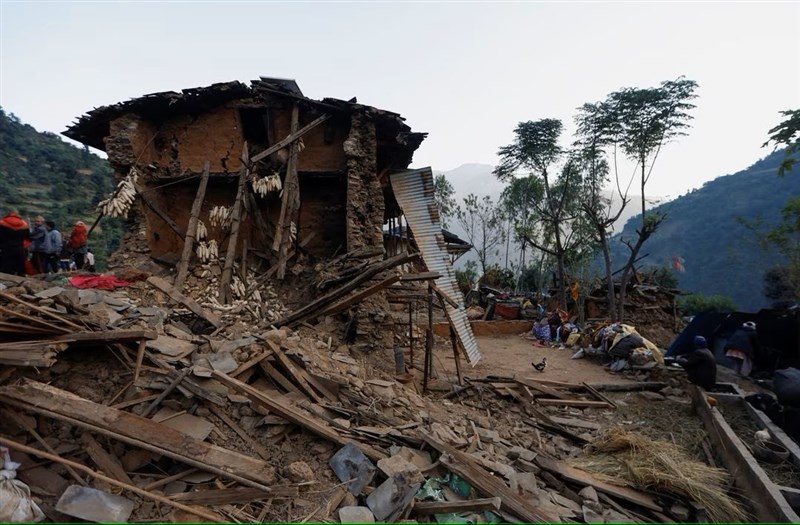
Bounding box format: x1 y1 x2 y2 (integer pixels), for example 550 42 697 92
532 357 547 372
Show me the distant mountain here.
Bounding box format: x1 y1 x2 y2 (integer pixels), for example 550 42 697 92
0 108 124 269
609 149 799 311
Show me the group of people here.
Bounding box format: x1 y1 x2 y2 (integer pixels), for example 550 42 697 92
0 210 94 276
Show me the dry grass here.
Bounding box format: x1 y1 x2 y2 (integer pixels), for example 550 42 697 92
571 426 750 523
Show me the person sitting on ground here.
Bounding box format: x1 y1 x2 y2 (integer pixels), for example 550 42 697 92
677 335 717 390
0 209 31 276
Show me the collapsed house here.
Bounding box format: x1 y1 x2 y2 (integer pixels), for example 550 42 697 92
64 77 478 363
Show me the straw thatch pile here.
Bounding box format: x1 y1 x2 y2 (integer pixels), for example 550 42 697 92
571 426 750 523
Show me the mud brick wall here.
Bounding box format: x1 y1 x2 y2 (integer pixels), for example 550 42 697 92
104 115 157 173
344 114 382 253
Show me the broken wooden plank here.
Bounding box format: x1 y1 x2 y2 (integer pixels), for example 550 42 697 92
170 485 298 505
259 360 304 396
535 399 612 408
317 273 401 318
175 160 211 289
136 183 186 239
219 145 250 304
211 370 386 461
0 343 65 367
413 497 501 515
51 329 158 344
0 435 223 523
0 381 276 491
421 435 556 523
583 382 618 409
141 367 192 418
274 104 301 280
0 292 83 329
80 433 134 486
431 283 459 309
515 377 569 400
147 276 221 328
548 416 602 431
231 347 273 378
535 455 662 512
266 341 325 403
273 252 418 327
399 272 441 282
0 271 26 284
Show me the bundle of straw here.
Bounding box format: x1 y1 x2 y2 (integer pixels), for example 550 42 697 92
571 426 749 523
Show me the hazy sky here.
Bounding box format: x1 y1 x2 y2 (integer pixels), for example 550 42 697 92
1 1 798 199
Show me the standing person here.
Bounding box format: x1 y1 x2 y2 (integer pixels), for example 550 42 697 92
29 215 47 273
43 221 63 273
724 322 761 376
0 210 31 276
68 221 89 270
85 249 96 272
677 335 717 390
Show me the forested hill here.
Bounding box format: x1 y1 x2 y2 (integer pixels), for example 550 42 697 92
611 149 800 311
0 108 124 269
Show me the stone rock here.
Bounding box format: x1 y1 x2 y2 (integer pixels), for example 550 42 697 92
582 504 604 524
377 455 422 481
579 486 599 503
338 506 374 523
284 461 316 483
366 473 421 521
510 471 539 495
329 442 376 495
507 446 537 462
638 391 666 401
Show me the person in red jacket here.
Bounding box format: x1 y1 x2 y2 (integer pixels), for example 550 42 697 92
68 221 89 270
0 210 31 275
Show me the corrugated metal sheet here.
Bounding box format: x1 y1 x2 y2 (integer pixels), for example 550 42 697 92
390 168 481 365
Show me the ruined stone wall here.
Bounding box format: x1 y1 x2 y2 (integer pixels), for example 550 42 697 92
343 114 382 253
105 115 158 172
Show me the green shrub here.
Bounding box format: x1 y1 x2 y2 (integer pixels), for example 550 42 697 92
677 293 737 315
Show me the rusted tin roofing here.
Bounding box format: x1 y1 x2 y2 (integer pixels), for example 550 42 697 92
390 168 481 365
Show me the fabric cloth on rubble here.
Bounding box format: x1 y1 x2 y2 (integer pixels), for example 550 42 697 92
604 323 664 365
69 274 133 290
724 322 760 376
0 447 44 522
677 337 716 390
0 212 30 276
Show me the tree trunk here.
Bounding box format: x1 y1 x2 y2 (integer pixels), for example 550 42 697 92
599 232 617 322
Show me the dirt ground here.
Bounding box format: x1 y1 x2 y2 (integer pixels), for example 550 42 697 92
434 334 622 384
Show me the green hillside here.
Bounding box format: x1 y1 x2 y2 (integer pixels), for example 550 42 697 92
610 149 799 311
0 108 124 270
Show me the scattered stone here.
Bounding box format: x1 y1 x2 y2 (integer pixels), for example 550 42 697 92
507 446 537 462
338 506 375 523
329 442 376 495
578 486 598 503
284 461 316 483
366 472 421 521
582 504 604 524
638 391 666 401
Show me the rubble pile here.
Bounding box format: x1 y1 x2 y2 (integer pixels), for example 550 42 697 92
0 267 750 523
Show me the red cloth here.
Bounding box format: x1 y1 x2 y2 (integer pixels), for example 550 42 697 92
69 223 88 248
0 212 28 230
69 274 133 290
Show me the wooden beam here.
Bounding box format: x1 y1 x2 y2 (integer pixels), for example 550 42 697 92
431 283 459 309
0 291 84 330
515 378 569 400
147 276 221 328
0 436 225 523
207 404 271 461
210 370 386 461
0 381 276 490
272 252 418 327
534 399 612 408
274 104 301 280
317 273 401 317
251 113 331 164
137 183 186 239
399 272 441 282
265 340 337 402
219 144 250 304
80 433 135 485
534 455 662 512
48 329 158 344
175 161 211 289
413 497 501 515
421 435 557 523
170 486 298 505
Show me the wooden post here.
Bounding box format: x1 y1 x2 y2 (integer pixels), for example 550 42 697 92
241 238 248 286
219 144 250 304
408 302 414 367
274 103 300 280
175 161 210 290
450 325 462 386
424 283 434 393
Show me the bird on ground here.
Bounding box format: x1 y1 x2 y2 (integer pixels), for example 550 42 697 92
532 357 547 372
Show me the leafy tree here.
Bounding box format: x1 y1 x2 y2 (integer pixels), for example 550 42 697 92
456 194 506 276
604 77 698 321
434 173 457 228
480 264 516 290
499 174 544 284
456 260 479 295
761 196 800 301
763 109 799 176
494 119 590 308
677 293 737 315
